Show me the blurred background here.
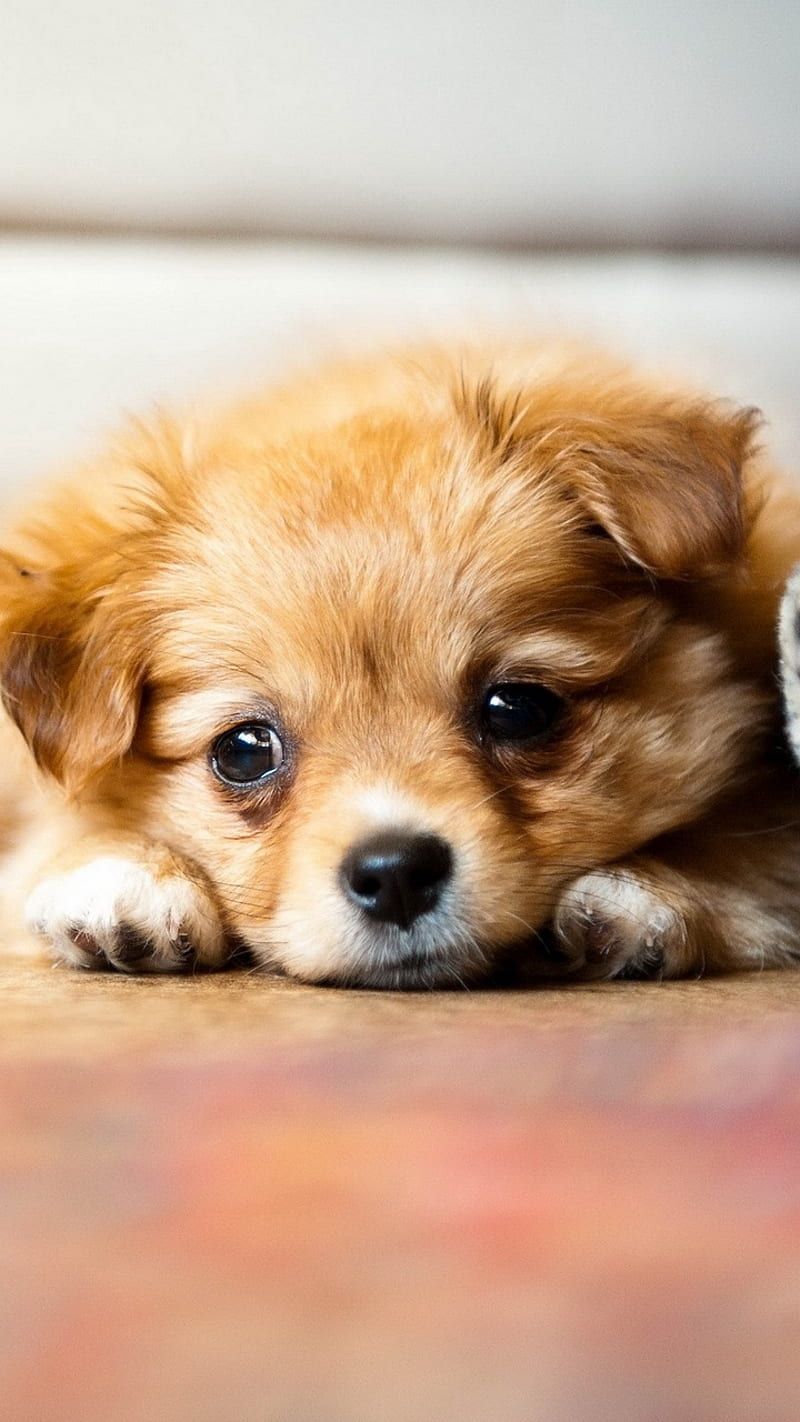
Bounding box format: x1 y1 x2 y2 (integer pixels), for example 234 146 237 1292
1 0 799 483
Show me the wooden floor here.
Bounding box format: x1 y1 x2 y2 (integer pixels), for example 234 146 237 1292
5 952 800 1055
3 955 800 1421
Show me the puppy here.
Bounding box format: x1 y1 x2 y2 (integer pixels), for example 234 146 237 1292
1 341 800 988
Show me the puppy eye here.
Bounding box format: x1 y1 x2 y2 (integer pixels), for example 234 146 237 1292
211 722 285 785
481 682 564 743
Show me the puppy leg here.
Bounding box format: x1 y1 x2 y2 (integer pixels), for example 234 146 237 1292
25 836 228 973
551 830 800 981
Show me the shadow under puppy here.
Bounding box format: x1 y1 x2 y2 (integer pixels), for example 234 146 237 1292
1 342 799 988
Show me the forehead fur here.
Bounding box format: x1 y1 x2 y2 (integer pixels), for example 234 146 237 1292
141 401 625 696
112 340 754 727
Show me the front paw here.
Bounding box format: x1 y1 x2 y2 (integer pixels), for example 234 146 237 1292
552 869 686 980
26 854 227 973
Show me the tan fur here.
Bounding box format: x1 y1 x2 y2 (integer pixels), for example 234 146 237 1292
1 341 799 987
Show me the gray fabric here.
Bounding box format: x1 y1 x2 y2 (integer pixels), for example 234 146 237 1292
780 571 800 766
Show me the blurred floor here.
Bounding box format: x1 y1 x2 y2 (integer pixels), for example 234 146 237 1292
2 958 800 1421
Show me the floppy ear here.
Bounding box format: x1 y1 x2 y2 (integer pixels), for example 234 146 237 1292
456 370 760 581
0 551 143 792
565 401 761 579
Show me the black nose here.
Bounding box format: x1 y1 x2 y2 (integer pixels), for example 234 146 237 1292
340 832 453 930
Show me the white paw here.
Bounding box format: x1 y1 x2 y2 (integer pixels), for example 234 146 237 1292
26 855 227 973
552 869 686 980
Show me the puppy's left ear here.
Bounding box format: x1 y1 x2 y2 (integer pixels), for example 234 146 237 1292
567 402 761 579
0 551 144 792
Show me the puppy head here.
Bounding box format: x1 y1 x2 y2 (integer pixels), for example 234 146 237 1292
0 357 764 985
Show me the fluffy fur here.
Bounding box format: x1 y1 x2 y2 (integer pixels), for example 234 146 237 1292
2 341 800 988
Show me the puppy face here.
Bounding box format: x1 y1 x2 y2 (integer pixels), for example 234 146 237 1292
0 355 763 985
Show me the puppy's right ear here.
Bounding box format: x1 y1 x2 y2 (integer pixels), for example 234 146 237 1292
0 550 144 791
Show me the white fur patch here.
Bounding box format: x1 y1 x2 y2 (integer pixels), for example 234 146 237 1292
553 869 685 979
26 855 226 973
353 784 429 829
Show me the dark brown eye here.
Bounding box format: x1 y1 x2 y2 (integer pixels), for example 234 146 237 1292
481 682 564 743
211 722 285 785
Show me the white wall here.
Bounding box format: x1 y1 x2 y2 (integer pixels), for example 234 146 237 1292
1 0 798 243
1 240 799 494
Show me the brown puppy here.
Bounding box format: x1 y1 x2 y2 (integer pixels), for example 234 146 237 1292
1 342 799 987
